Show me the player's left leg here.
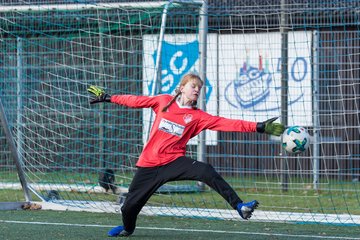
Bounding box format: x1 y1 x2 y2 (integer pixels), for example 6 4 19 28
236 200 259 220
159 156 259 219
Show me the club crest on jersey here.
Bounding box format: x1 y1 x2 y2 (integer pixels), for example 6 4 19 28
183 114 193 124
159 118 185 137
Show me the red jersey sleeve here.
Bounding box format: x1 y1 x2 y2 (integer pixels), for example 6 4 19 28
197 111 257 132
110 95 161 112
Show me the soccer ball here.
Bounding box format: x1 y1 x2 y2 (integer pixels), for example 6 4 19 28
282 126 310 154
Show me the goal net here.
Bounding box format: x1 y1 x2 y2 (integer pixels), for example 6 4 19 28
0 0 359 225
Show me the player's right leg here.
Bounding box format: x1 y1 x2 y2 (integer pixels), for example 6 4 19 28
108 167 162 237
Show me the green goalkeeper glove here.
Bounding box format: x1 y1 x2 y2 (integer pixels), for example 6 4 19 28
87 85 111 104
256 117 285 136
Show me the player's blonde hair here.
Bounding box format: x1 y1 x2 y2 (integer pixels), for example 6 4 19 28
162 73 204 112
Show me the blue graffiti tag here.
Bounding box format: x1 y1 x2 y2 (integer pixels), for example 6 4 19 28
148 40 212 101
291 57 307 82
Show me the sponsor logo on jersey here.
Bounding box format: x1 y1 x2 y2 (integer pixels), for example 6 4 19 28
159 118 185 137
183 114 193 124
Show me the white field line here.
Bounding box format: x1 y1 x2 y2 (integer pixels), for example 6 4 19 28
0 219 360 240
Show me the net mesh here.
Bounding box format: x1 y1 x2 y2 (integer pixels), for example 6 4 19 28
0 0 359 225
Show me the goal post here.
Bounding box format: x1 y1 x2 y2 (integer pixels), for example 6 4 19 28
0 98 31 203
0 0 208 209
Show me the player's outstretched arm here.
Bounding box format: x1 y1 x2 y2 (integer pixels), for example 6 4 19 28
87 85 111 104
256 117 285 136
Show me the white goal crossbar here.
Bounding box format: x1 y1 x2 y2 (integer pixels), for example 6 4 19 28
0 1 203 13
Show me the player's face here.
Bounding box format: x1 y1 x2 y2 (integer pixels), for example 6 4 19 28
180 79 203 104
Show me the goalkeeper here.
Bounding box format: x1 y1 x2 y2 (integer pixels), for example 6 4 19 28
88 73 285 237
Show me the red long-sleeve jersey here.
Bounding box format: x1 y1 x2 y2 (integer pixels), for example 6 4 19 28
111 94 257 167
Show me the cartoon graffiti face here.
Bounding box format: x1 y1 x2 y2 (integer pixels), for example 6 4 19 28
224 57 308 112
233 66 271 108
